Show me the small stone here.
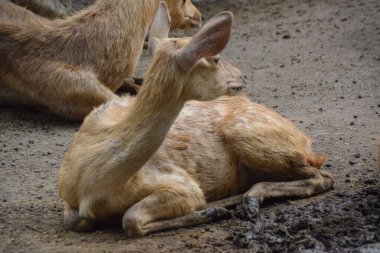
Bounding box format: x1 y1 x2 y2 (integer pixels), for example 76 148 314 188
364 179 376 184
350 122 355 126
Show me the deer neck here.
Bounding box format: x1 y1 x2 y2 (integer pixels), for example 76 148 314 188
52 0 161 87
109 73 186 176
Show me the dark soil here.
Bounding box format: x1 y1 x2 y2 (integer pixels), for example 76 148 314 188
1 0 379 252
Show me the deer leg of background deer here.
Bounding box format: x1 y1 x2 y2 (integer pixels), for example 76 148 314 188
117 77 144 96
19 62 117 119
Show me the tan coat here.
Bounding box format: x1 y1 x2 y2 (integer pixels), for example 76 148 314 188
0 0 201 119
58 7 333 238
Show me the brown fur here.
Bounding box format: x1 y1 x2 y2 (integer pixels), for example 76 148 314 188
58 9 333 238
0 0 201 119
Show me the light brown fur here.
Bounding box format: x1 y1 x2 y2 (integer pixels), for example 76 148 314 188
0 0 201 119
59 7 333 238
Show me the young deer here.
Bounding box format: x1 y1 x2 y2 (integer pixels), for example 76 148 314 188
0 0 201 119
59 3 333 238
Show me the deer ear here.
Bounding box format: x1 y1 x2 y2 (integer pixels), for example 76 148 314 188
176 12 233 71
148 1 171 56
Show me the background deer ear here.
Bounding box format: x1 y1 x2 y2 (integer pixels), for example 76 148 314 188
148 1 171 56
176 12 233 71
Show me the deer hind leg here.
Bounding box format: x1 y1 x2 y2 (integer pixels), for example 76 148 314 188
116 77 144 96
17 62 117 119
237 170 334 219
204 170 333 220
121 182 231 238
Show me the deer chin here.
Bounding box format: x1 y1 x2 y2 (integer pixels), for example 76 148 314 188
227 82 246 95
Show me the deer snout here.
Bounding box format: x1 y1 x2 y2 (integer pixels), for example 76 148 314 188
183 2 202 28
185 15 202 28
227 74 247 95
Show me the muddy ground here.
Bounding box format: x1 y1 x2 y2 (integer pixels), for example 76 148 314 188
0 0 379 252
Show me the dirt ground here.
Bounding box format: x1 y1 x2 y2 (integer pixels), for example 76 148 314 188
0 0 379 252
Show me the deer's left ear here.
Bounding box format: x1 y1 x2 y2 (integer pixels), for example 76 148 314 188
176 12 233 71
148 1 171 56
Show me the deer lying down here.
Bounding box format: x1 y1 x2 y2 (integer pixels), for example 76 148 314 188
0 0 201 120
58 4 334 238
3 0 201 29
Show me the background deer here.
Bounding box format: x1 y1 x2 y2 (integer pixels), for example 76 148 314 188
0 0 201 119
58 3 333 238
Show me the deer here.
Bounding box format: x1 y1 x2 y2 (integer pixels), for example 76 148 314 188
58 2 334 238
0 0 201 120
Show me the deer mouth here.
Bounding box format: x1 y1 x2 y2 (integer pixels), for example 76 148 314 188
228 82 246 94
184 16 202 28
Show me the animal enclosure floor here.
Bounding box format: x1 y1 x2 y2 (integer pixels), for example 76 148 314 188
0 0 379 252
